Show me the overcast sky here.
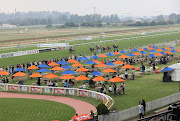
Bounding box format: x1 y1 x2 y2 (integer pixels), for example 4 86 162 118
0 0 180 16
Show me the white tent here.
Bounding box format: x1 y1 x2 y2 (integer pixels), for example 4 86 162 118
169 63 180 81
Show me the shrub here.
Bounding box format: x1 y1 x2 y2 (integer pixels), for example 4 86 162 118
96 103 109 115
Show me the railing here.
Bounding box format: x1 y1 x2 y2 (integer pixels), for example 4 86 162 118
98 92 180 121
0 83 114 115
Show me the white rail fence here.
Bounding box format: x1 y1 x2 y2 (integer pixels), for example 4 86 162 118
0 83 114 115
98 92 180 121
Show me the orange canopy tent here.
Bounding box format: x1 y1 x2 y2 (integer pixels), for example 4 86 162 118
13 72 27 77
43 73 59 78
109 77 126 82
95 63 108 68
59 74 75 79
113 51 121 55
76 75 90 81
92 59 101 64
176 49 180 52
30 72 42 78
165 47 171 50
76 67 88 72
113 60 125 64
156 49 163 51
28 65 39 70
50 66 64 71
139 48 144 51
121 64 135 69
72 63 83 67
147 47 154 50
93 76 106 81
98 54 107 58
133 52 141 56
118 54 129 59
102 68 117 73
67 59 79 63
154 53 163 56
165 51 172 54
0 70 10 75
48 62 59 66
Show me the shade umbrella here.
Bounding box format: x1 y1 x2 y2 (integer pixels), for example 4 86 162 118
149 50 157 52
156 49 163 51
102 68 117 73
30 72 42 78
95 63 108 68
76 57 89 61
165 51 172 54
98 54 108 58
165 47 171 50
84 60 96 64
67 59 79 63
119 50 127 54
160 67 174 72
0 70 10 75
62 65 72 69
170 47 174 49
127 53 135 57
118 54 129 59
91 55 100 59
13 72 27 77
113 60 125 64
131 48 139 51
37 63 50 68
28 65 39 70
147 47 153 50
50 66 64 71
106 61 115 66
139 48 144 51
43 73 59 78
109 77 126 82
76 67 88 72
154 53 163 56
160 52 167 55
59 74 75 79
92 59 101 64
48 62 59 66
175 49 180 52
72 63 83 67
61 70 76 75
133 52 141 56
82 57 90 60
148 54 156 57
143 48 148 51
37 68 51 73
121 64 135 69
90 71 102 75
76 75 90 81
162 48 167 51
140 51 147 54
57 60 69 65
113 51 121 55
106 53 115 56
14 67 26 72
152 47 158 49
93 76 106 81
171 50 178 53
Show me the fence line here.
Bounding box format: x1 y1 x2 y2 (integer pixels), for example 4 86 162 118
98 92 180 121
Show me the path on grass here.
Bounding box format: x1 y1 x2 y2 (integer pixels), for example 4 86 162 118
0 92 96 115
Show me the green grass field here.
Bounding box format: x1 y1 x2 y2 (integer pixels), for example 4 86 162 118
0 98 75 121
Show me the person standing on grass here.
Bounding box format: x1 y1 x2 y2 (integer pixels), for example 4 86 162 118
125 69 128 79
142 99 146 116
139 102 144 119
113 83 117 95
132 69 135 80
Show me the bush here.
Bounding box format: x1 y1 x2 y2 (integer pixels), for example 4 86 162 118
96 103 109 115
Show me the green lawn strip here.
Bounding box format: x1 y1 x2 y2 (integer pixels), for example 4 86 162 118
0 98 75 121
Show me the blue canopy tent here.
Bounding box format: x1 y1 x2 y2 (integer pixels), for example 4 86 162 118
84 60 96 64
152 47 158 49
82 57 90 60
140 51 147 54
106 53 115 56
131 49 139 52
37 68 50 73
37 63 50 68
162 48 167 51
120 50 127 54
57 60 69 65
90 71 102 75
149 50 157 52
106 61 115 66
171 50 178 53
76 57 89 61
160 67 174 72
91 55 100 59
160 52 167 55
127 53 135 57
148 54 156 58
61 70 76 75
143 48 148 51
62 65 72 69
170 47 174 49
14 67 26 72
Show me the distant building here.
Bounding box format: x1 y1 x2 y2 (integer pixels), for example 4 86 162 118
2 24 18 28
134 18 142 22
163 15 169 21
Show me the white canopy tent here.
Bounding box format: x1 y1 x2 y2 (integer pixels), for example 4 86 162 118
169 63 180 81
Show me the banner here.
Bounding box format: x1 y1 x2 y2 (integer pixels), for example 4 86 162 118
37 43 69 47
69 89 75 95
0 53 14 58
91 92 97 99
22 86 27 91
98 94 106 101
72 114 92 121
44 88 50 93
30 87 41 93
79 90 89 97
8 85 18 91
54 89 65 95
